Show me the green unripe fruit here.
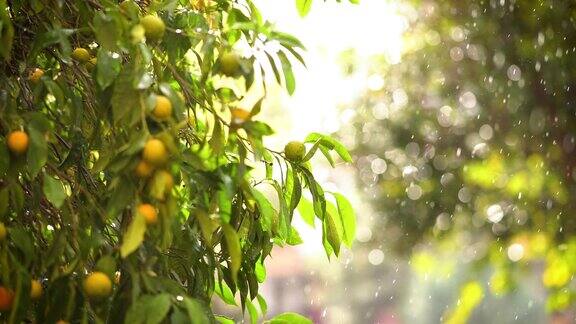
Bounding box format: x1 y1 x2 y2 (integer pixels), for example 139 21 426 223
141 15 166 41
284 141 306 161
72 48 90 63
85 57 97 72
219 52 241 76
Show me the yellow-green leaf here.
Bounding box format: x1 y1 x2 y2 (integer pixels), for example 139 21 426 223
120 214 147 258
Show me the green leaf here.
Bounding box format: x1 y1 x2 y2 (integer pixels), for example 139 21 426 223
324 210 341 256
95 255 117 281
278 51 296 95
125 294 172 324
305 133 352 163
265 51 281 85
10 227 34 265
267 312 312 324
214 279 237 306
112 67 141 126
255 260 266 283
0 0 14 61
96 48 121 89
94 12 120 50
287 226 303 245
296 198 315 227
295 0 313 17
251 188 278 233
247 299 258 324
42 174 67 208
332 192 355 247
299 167 326 220
257 294 268 315
120 214 147 258
0 139 9 177
0 187 9 217
318 146 335 167
182 297 210 324
215 315 235 324
26 124 48 178
222 224 242 283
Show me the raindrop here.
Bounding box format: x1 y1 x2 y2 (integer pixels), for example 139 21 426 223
507 64 522 81
450 47 464 61
368 249 385 265
479 124 493 140
406 183 423 200
458 187 472 203
371 158 387 174
486 204 504 223
392 89 408 107
459 91 477 109
507 243 524 262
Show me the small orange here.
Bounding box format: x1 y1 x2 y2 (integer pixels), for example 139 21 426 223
28 68 44 83
72 47 91 63
137 203 158 225
56 321 69 324
152 95 172 120
0 287 14 311
142 139 168 166
30 279 43 300
83 272 112 299
230 108 251 124
135 160 154 178
7 130 29 155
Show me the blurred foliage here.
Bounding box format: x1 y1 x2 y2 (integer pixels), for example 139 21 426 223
0 0 354 323
343 0 576 319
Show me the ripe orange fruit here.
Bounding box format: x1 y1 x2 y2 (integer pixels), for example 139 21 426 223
72 47 90 63
56 321 69 324
0 287 14 311
284 141 306 161
141 15 165 41
28 68 44 83
30 280 43 300
86 57 97 72
0 223 6 241
219 52 241 76
230 108 251 124
135 160 154 178
7 130 29 155
142 139 168 166
153 95 172 120
137 203 158 225
83 272 112 299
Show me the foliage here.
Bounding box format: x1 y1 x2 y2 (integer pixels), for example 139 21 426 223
343 0 576 319
0 0 354 323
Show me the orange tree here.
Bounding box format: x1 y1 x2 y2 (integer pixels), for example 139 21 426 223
0 0 355 323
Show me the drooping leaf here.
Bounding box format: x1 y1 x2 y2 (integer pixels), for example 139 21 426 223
125 294 172 324
295 0 313 17
42 174 67 208
120 213 147 258
267 312 312 324
222 223 242 283
332 192 355 247
304 133 352 163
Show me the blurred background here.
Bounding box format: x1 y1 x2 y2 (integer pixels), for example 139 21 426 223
220 1 576 323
